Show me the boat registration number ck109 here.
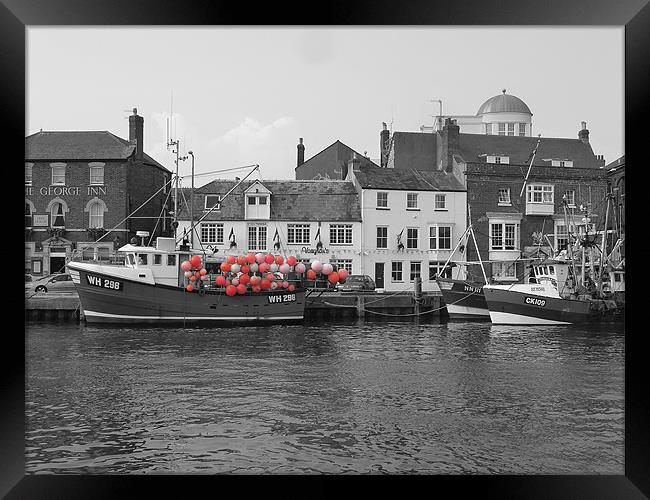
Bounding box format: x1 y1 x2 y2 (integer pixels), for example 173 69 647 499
86 274 123 291
524 297 546 307
268 293 296 304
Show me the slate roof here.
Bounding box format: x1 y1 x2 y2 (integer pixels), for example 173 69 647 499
605 154 625 170
295 140 379 180
390 132 438 171
352 164 465 192
176 179 362 222
388 130 601 170
25 130 169 171
457 133 602 168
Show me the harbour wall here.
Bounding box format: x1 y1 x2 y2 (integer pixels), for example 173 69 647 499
25 291 447 322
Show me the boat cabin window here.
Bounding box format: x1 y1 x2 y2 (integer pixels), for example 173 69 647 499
549 265 554 275
138 254 148 265
126 253 135 266
543 266 548 275
153 254 162 265
167 254 176 266
614 274 622 282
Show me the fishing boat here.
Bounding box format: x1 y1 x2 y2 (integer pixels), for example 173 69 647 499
68 164 311 325
68 238 307 325
483 197 624 325
436 206 492 319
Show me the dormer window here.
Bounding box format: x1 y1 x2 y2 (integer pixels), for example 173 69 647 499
486 155 510 164
551 160 573 167
244 181 271 220
204 195 221 210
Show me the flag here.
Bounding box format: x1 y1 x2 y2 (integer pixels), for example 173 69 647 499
229 227 235 240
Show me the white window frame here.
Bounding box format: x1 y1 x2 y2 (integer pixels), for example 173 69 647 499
248 224 267 251
406 227 419 249
51 164 66 186
331 259 353 274
406 192 418 210
552 160 574 168
518 123 526 136
490 222 519 251
507 123 515 136
376 192 389 209
391 261 403 282
88 201 104 228
50 201 66 228
25 164 33 186
434 193 447 211
200 222 224 245
429 261 452 280
498 187 511 206
89 163 105 185
498 123 506 136
564 189 576 208
527 184 554 204
429 225 452 250
287 224 311 245
204 195 221 210
485 123 492 135
409 261 421 281
376 226 388 249
329 224 353 245
554 221 575 251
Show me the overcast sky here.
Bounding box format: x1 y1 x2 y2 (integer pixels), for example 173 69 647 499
27 27 623 182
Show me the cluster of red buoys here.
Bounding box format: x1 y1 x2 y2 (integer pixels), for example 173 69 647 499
181 253 349 294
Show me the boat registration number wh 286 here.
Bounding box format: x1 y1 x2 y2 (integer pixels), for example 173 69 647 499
268 293 296 304
524 297 546 307
86 274 123 291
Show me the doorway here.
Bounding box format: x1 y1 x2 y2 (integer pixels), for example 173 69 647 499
375 262 384 288
49 256 66 275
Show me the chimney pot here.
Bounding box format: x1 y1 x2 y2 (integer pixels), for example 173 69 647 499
382 122 387 131
581 121 586 130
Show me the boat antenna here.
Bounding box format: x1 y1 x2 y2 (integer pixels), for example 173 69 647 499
519 135 542 198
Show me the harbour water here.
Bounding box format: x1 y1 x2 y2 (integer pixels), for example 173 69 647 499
25 320 624 474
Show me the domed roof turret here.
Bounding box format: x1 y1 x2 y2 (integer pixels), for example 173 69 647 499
477 89 532 116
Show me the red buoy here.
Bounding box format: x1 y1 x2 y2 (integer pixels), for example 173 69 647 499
225 284 237 296
186 284 194 292
191 255 202 268
236 284 247 295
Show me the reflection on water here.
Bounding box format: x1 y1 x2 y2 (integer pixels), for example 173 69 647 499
25 320 624 474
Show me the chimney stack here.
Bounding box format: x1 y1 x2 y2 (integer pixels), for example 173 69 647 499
380 122 390 168
297 138 305 167
343 152 361 180
128 108 144 161
441 118 460 173
578 121 589 144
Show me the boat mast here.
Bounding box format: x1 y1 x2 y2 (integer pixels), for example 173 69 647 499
598 190 611 295
519 135 543 198
562 196 579 288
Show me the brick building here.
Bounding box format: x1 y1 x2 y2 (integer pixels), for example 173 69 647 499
384 113 609 284
25 109 172 276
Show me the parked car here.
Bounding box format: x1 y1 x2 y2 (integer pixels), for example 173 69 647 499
337 275 376 292
26 273 76 294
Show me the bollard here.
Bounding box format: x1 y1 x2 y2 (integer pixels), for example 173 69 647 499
414 277 422 317
357 295 365 318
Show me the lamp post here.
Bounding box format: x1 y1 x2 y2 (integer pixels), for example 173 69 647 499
188 150 195 248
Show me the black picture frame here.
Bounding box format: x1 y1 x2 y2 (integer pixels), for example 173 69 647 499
4 0 648 497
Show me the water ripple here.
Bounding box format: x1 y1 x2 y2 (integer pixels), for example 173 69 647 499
25 320 624 474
